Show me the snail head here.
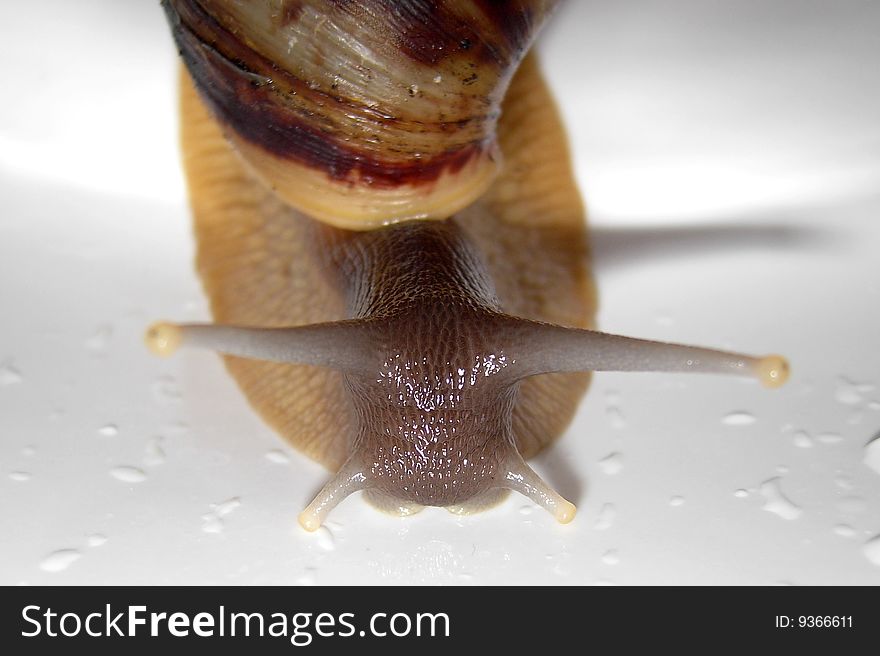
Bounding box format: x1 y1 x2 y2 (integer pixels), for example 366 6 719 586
146 293 787 529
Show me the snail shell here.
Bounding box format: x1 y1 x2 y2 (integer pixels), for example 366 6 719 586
151 1 789 529
164 0 558 229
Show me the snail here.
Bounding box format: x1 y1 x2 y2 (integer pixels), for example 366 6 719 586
147 0 789 531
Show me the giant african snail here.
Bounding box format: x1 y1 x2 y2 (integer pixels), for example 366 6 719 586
147 0 789 531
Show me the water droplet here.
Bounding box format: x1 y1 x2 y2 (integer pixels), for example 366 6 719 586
9 471 31 482
833 524 857 538
97 423 118 437
606 406 626 430
863 534 880 567
85 324 113 353
201 497 241 533
109 466 147 483
847 412 864 425
593 503 615 530
864 432 880 475
601 550 620 565
603 390 626 428
433 74 442 84
458 573 474 582
265 449 290 465
314 526 336 552
201 515 223 534
775 465 789 474
835 376 874 406
518 505 534 516
87 534 107 547
816 432 843 445
40 549 81 573
835 380 862 406
669 495 685 507
21 445 36 457
598 452 623 475
734 489 749 498
143 437 166 467
836 496 867 515
759 478 802 520
722 411 756 426
0 360 23 386
213 497 241 516
792 430 813 448
152 376 182 404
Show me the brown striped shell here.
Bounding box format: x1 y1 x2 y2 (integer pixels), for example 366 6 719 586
163 0 560 229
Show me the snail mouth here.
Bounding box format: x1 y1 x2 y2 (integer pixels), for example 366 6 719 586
361 488 512 518
295 447 576 531
363 466 504 510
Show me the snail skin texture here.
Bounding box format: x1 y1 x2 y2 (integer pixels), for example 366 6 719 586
149 0 789 531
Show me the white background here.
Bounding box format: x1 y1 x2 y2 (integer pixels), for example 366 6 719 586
1 0 878 585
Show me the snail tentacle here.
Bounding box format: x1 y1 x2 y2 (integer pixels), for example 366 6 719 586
504 321 790 389
298 456 371 532
144 320 375 373
146 317 789 388
500 452 576 524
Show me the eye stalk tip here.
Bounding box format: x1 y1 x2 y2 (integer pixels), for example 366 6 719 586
145 321 182 357
554 500 577 524
297 511 321 532
756 354 789 389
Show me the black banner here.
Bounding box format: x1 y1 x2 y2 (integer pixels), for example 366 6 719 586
0 585 870 653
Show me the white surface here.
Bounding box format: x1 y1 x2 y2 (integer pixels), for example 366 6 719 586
1 0 879 585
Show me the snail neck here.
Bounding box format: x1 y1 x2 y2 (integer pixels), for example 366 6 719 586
323 220 501 321
320 220 519 508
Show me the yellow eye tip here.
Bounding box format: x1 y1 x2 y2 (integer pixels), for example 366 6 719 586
554 500 577 524
145 322 182 357
297 511 321 533
757 354 789 389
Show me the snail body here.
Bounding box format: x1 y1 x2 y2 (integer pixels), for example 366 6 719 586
150 0 788 530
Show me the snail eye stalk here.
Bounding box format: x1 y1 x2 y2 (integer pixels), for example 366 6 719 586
505 320 789 389
144 321 373 373
297 456 371 532
501 453 576 524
